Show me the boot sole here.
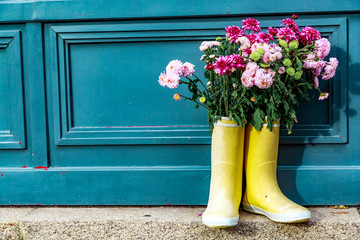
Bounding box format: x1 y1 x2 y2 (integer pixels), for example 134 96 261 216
202 215 239 228
243 203 311 223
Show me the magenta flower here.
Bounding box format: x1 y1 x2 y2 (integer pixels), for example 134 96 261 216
277 27 298 43
256 32 273 44
231 54 246 70
281 18 300 35
299 27 321 45
242 18 261 33
214 56 234 75
245 34 258 45
225 25 244 42
268 27 278 36
292 14 298 20
205 63 215 70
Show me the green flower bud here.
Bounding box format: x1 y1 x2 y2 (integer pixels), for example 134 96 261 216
216 37 223 41
250 52 261 61
294 70 303 80
256 48 265 55
289 40 299 50
279 40 288 48
259 63 270 68
283 58 292 67
286 67 296 76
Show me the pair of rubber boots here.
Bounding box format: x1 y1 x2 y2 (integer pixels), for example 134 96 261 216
202 118 311 228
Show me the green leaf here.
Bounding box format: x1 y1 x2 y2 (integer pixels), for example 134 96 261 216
253 108 265 130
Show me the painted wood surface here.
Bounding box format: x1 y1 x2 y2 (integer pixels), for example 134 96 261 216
0 1 358 205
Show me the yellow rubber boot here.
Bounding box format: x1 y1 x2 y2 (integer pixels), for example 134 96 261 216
202 117 245 228
242 122 311 223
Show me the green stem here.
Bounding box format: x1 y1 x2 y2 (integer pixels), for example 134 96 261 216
179 94 210 110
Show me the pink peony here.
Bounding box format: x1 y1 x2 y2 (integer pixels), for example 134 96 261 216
303 54 317 69
313 60 326 76
225 25 244 42
322 58 338 80
158 72 168 87
277 27 298 43
241 72 255 88
166 60 183 75
314 38 331 60
245 62 258 76
299 27 321 45
254 69 274 89
214 56 234 75
181 62 195 77
268 27 278 36
242 18 261 33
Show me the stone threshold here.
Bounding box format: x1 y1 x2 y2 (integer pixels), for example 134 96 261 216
0 206 359 239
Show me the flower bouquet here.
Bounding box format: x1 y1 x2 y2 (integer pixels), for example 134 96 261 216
157 15 338 227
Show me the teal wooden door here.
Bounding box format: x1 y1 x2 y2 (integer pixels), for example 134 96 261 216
0 0 359 205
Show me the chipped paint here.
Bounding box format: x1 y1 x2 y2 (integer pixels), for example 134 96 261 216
35 166 48 170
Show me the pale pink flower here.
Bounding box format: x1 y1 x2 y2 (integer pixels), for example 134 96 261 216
275 52 282 59
322 58 339 80
278 67 285 74
318 92 329 100
267 69 276 78
269 54 277 62
262 52 271 63
254 69 274 89
242 18 261 33
313 60 326 76
314 77 319 88
250 43 262 53
166 60 183 75
314 38 331 60
238 36 250 45
181 62 195 77
165 73 180 89
158 72 168 87
245 62 258 76
241 72 254 88
303 54 317 69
